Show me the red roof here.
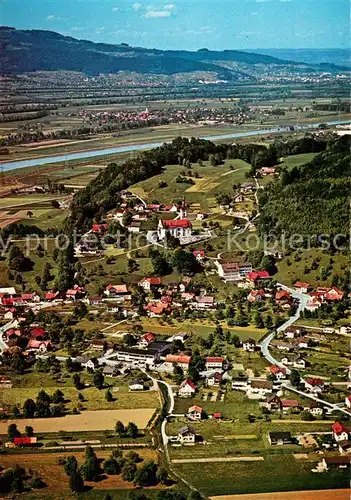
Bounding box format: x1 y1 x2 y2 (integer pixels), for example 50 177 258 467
92 224 108 232
281 399 299 407
45 292 58 300
275 290 291 300
247 271 270 281
193 250 205 258
162 218 192 229
180 379 196 390
270 365 286 375
2 298 14 306
212 412 222 419
21 293 35 300
27 339 51 349
13 437 37 445
294 282 310 289
305 377 324 386
332 422 349 435
189 405 202 413
106 284 128 294
206 357 224 363
142 332 155 344
142 277 161 285
165 354 191 364
30 327 45 338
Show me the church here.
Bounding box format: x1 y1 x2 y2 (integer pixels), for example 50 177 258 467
157 218 192 240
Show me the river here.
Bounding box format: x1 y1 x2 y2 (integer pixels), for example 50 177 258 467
0 119 349 172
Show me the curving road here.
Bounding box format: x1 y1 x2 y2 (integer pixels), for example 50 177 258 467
260 283 310 375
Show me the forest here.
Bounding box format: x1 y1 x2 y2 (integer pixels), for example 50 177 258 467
258 134 350 245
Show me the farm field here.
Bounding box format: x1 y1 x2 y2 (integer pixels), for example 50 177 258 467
127 318 267 341
0 383 159 412
174 456 350 497
0 407 156 434
278 152 317 170
129 159 251 211
211 489 351 500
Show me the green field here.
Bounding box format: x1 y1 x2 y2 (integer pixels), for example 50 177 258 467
278 152 318 170
174 456 349 496
274 248 349 287
129 159 251 211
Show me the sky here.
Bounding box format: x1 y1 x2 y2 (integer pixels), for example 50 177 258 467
1 0 350 51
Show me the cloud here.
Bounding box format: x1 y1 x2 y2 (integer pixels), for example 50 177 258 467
46 14 56 20
69 26 85 32
132 2 142 11
144 10 171 18
112 6 119 11
164 3 176 10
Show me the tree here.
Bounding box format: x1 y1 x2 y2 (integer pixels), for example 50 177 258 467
172 249 198 275
133 460 157 487
8 423 20 440
52 389 64 404
25 425 34 437
73 373 81 389
122 462 137 482
64 456 78 476
173 363 184 384
289 369 301 387
127 422 138 439
93 371 104 390
103 456 121 475
82 447 100 481
300 410 315 421
156 467 168 485
115 420 125 437
69 470 85 493
105 389 113 402
8 245 33 272
73 301 88 319
125 451 141 464
23 398 36 418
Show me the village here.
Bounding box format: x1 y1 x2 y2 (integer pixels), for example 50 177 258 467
0 133 349 497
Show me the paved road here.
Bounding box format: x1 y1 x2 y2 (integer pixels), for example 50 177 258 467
0 321 15 352
260 282 310 375
281 383 351 417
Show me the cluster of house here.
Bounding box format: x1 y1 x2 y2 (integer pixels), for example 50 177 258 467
2 325 52 353
294 282 345 311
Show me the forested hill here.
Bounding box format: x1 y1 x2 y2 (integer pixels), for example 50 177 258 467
0 27 342 76
258 135 350 244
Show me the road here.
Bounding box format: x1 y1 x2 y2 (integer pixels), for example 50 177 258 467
260 282 310 375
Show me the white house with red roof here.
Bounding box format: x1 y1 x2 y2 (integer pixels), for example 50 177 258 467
195 296 215 309
165 354 191 371
304 377 325 394
294 282 310 293
104 284 129 298
178 379 196 397
66 285 85 301
45 291 59 301
138 277 161 291
270 365 286 380
205 356 224 371
157 218 192 239
26 339 52 353
260 167 276 176
332 422 350 442
138 332 156 348
193 250 206 262
187 405 203 421
248 289 265 302
215 260 252 282
246 270 270 286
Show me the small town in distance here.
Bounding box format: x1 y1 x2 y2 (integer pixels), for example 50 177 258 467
0 2 350 499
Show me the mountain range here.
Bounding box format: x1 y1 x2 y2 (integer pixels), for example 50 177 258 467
0 27 347 77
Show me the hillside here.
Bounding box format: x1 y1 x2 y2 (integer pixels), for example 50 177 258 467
0 27 342 77
258 134 350 243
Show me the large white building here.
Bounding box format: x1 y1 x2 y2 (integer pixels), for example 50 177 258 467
215 260 252 282
157 218 192 240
